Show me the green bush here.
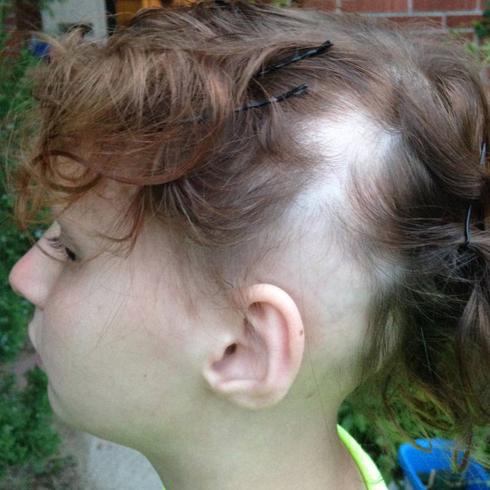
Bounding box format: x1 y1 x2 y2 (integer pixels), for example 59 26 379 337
0 368 60 479
0 23 38 364
473 0 490 40
0 194 33 363
0 6 66 485
0 367 78 490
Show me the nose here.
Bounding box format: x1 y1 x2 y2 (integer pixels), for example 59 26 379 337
9 239 63 308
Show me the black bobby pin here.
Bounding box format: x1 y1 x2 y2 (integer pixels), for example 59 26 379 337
233 39 333 113
256 40 334 78
234 83 308 113
182 39 333 122
463 141 487 248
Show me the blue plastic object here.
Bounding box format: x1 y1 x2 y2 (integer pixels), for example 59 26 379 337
398 438 490 489
28 38 50 59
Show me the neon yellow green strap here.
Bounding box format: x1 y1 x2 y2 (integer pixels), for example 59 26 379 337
336 424 388 490
162 424 387 490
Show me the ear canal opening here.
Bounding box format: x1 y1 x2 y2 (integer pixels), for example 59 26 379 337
225 343 237 356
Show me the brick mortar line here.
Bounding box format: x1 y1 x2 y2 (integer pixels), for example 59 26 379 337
364 14 478 31
364 10 482 16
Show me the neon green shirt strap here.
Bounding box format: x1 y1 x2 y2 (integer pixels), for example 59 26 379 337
337 424 388 490
161 425 387 490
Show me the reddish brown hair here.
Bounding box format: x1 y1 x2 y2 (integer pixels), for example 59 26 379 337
9 0 490 458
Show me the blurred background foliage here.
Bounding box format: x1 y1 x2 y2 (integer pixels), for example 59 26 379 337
1 0 489 488
0 1 68 487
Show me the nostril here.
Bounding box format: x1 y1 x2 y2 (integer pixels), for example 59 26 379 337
225 344 237 356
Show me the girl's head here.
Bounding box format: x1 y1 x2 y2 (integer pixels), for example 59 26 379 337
8 0 490 483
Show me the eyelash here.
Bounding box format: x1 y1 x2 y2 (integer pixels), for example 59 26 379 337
46 236 78 262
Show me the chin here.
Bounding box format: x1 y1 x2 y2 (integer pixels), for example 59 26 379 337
47 384 81 431
47 383 64 421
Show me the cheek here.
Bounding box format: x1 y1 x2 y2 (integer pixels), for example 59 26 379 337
40 287 103 412
39 270 193 438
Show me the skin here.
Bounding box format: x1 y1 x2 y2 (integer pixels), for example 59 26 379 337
8 115 383 490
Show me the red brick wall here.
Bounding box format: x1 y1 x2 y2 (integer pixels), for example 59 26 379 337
299 0 489 82
300 0 483 42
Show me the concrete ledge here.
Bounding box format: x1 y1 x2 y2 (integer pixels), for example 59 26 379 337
54 418 162 490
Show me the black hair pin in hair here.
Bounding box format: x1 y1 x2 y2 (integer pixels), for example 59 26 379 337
181 39 333 122
233 39 333 113
462 141 487 248
255 40 334 78
234 83 308 113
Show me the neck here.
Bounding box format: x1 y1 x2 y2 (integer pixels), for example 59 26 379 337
143 402 365 490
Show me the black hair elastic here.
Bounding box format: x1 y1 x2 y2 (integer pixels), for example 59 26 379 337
463 141 487 248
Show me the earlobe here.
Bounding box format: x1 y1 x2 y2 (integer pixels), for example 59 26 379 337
202 283 305 410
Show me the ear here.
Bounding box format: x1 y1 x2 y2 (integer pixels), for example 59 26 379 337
202 283 305 410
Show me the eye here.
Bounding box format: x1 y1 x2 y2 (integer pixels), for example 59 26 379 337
46 236 78 262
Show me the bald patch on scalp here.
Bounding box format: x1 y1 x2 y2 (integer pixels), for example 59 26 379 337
290 108 396 224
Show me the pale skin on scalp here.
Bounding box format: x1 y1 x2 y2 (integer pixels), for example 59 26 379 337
8 113 384 490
